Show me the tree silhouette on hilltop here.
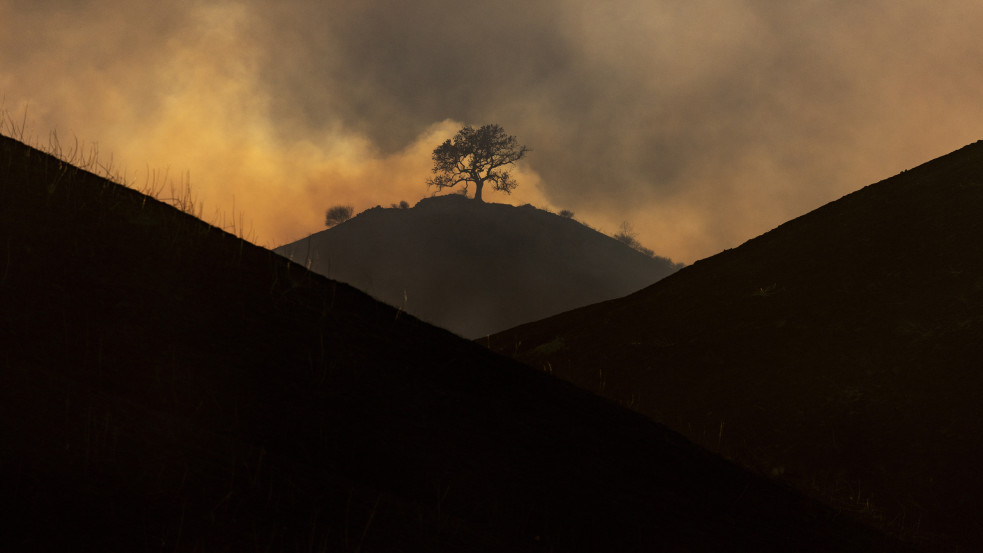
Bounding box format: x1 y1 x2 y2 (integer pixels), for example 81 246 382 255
427 124 529 202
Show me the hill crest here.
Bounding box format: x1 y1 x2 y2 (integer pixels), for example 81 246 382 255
276 193 682 337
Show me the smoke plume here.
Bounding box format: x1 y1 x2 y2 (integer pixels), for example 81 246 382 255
3 0 981 261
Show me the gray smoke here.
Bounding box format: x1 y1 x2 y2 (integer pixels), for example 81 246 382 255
3 0 982 262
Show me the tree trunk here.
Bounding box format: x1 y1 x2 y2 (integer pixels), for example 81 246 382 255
473 181 484 202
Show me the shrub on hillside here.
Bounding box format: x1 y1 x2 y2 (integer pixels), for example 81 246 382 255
614 221 655 257
614 222 641 248
325 205 355 227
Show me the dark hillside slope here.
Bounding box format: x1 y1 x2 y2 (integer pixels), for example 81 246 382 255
275 195 680 338
487 140 983 552
0 133 918 552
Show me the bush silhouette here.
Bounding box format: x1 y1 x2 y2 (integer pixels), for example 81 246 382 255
325 205 354 227
614 222 655 257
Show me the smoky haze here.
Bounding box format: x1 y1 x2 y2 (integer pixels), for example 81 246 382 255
3 1 982 263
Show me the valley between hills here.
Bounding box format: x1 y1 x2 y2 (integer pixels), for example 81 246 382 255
5 129 975 551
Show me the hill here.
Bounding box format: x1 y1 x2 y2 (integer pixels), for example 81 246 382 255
275 194 681 338
0 133 922 551
486 140 983 552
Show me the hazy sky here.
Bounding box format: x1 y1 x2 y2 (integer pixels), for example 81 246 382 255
3 0 982 263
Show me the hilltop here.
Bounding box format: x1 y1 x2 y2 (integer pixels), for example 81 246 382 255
486 140 983 552
0 133 920 551
275 194 681 338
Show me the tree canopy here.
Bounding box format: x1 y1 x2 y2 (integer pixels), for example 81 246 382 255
427 124 529 202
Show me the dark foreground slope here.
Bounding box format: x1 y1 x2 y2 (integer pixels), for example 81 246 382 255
275 195 681 338
487 140 983 552
0 134 916 552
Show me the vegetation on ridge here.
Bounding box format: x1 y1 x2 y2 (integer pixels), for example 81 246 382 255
325 204 355 227
427 123 529 202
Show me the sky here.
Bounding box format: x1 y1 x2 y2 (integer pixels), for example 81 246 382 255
2 0 982 264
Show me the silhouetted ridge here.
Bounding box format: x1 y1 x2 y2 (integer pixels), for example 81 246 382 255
276 194 681 338
488 139 983 552
0 133 919 551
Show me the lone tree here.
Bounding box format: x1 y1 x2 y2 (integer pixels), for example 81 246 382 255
427 124 530 202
